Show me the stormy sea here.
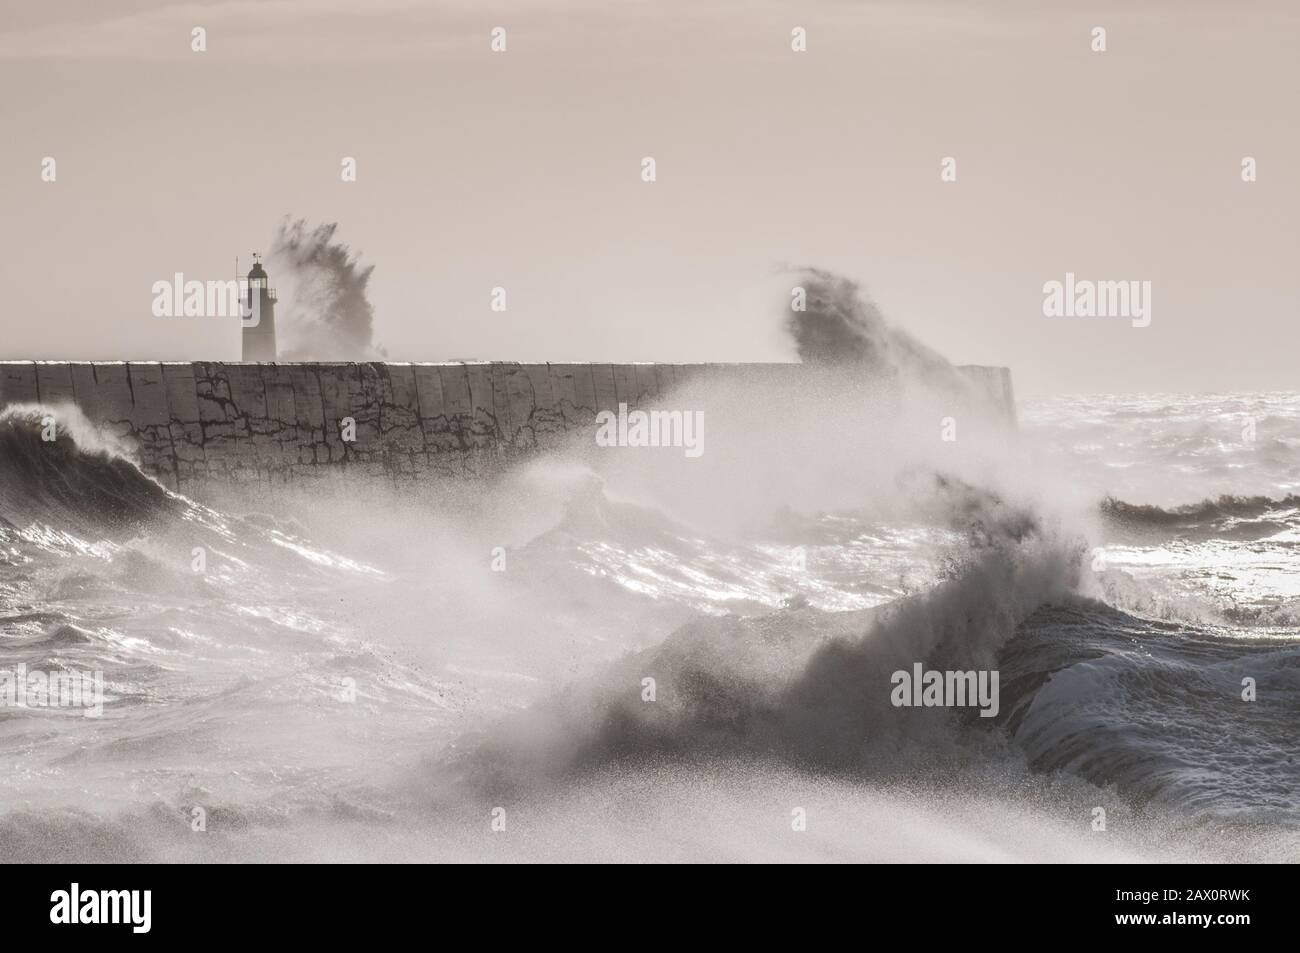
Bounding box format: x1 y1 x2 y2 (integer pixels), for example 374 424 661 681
1 279 1296 863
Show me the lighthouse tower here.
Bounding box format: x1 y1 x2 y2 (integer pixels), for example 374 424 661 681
241 254 278 362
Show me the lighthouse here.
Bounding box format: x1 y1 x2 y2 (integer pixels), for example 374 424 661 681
241 254 278 362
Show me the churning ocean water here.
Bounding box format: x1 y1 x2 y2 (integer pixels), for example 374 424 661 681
0 378 1296 864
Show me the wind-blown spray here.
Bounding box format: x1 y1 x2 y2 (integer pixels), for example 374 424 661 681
269 218 385 361
786 268 961 388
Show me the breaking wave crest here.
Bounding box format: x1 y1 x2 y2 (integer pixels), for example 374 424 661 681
0 404 180 538
453 523 1085 796
1102 493 1300 533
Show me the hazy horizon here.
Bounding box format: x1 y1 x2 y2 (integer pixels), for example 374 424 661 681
2 0 1296 397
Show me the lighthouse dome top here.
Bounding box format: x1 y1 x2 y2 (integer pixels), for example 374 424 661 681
248 261 268 281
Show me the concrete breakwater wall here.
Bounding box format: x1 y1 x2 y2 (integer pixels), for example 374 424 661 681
0 362 1014 490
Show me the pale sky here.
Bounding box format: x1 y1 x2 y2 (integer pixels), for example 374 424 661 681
1 0 1296 396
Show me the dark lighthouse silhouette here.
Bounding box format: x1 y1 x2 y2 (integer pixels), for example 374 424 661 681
241 253 278 362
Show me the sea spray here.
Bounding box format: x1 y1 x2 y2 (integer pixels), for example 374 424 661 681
269 218 385 360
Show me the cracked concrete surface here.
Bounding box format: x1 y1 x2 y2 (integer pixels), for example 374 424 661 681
0 362 1014 490
0 361 719 489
